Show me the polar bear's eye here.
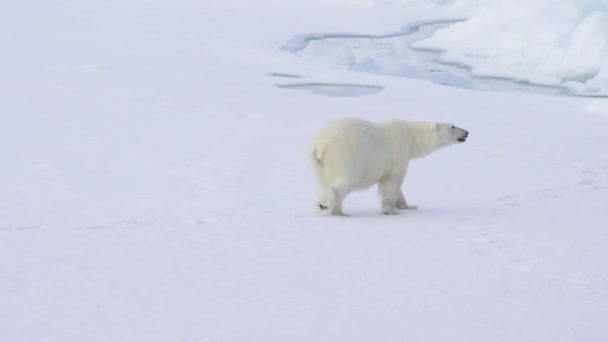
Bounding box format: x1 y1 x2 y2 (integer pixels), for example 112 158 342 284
451 125 455 129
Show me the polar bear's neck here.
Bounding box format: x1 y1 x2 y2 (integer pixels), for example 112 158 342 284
404 122 441 159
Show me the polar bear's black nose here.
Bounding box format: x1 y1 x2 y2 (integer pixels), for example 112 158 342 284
457 130 469 142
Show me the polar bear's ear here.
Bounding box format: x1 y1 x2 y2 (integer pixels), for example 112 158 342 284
433 123 440 132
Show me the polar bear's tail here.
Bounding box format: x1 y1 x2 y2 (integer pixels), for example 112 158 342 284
312 144 326 165
311 143 327 186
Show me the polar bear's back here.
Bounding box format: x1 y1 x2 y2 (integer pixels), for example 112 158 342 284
311 117 399 190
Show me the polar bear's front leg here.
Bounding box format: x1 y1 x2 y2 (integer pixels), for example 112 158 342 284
396 190 418 210
378 173 404 215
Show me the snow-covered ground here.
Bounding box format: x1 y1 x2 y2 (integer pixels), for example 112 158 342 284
1 0 608 341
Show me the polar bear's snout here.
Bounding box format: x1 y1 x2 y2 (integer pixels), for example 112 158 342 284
457 130 469 142
444 124 469 143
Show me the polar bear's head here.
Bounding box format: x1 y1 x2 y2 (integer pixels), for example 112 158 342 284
435 122 469 145
404 121 469 159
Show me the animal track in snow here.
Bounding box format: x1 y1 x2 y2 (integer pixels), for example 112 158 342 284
578 167 606 191
461 216 534 273
0 224 39 233
75 220 156 231
497 186 562 209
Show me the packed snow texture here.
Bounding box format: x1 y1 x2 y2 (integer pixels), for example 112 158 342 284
412 0 608 96
2 0 608 342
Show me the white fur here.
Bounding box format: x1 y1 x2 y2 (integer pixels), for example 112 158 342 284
311 117 468 215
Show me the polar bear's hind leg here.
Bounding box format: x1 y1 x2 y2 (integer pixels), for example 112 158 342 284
318 180 352 216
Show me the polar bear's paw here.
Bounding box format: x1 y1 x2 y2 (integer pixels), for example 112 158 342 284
396 191 418 210
317 191 344 216
317 203 333 216
396 203 418 210
318 203 345 216
381 204 399 215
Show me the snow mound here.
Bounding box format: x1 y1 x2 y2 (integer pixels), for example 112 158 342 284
412 0 608 96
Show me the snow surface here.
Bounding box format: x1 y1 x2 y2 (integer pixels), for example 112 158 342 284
2 0 608 341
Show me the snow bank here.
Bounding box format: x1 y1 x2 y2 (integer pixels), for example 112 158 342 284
412 0 608 96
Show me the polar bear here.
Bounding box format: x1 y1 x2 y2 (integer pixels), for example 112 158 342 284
311 117 469 215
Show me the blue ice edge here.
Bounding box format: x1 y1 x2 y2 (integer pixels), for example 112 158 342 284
275 19 462 98
279 18 465 53
281 18 608 99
